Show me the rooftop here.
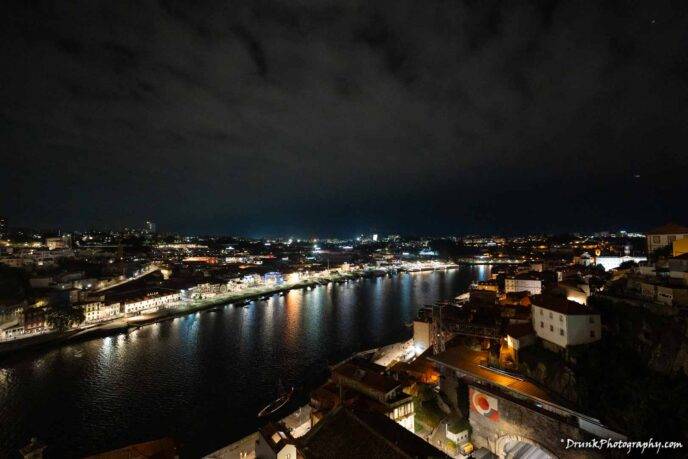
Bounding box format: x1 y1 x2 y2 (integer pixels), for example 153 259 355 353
85 437 178 459
299 406 448 458
646 223 688 235
531 294 596 315
332 361 400 395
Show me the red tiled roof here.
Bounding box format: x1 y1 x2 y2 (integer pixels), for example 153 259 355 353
646 223 688 235
506 322 534 338
332 362 400 395
531 294 596 315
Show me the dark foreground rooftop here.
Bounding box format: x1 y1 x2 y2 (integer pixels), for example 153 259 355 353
300 406 448 459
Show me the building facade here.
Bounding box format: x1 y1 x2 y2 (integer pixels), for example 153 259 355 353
531 296 600 349
124 292 179 315
646 223 688 253
505 277 542 295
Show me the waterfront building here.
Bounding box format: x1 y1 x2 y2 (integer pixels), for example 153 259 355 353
1 320 24 340
263 272 285 285
531 295 601 351
108 290 180 315
80 302 121 323
23 307 46 333
242 274 263 286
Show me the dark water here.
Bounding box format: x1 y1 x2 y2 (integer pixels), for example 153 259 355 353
0 267 490 458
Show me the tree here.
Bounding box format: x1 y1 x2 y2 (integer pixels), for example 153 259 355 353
618 260 638 269
45 303 85 332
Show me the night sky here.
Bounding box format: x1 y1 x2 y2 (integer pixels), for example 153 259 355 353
2 1 687 237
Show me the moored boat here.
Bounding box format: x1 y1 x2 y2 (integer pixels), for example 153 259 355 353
257 385 294 418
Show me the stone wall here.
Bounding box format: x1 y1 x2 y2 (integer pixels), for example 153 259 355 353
468 386 603 459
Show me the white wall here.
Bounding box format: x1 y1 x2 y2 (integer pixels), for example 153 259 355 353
532 305 600 348
566 314 601 345
505 278 542 295
413 320 431 353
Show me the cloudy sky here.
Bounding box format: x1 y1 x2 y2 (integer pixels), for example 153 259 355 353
2 0 687 236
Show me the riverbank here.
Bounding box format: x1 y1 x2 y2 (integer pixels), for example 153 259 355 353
0 265 459 360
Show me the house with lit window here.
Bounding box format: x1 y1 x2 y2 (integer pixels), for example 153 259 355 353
310 358 415 432
80 301 121 323
531 295 600 352
330 359 415 431
505 273 542 295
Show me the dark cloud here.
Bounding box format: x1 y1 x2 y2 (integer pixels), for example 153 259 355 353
1 0 687 236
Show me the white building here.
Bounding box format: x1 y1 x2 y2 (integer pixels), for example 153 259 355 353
124 292 179 315
413 319 432 354
82 302 121 323
505 276 542 295
531 295 601 351
646 223 688 253
595 256 646 271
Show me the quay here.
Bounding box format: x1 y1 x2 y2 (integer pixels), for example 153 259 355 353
0 263 459 358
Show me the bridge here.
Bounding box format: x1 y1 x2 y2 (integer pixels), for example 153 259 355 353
446 322 502 340
428 346 625 458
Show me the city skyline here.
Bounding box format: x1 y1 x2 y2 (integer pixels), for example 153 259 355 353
0 213 656 240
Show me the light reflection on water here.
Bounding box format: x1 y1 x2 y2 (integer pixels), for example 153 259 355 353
0 266 489 458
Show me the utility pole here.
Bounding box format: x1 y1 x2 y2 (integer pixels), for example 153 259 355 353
117 238 125 276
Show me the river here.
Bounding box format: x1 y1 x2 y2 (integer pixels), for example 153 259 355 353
0 266 491 458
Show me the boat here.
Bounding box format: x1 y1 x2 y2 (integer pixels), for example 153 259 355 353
257 382 294 418
455 292 470 304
